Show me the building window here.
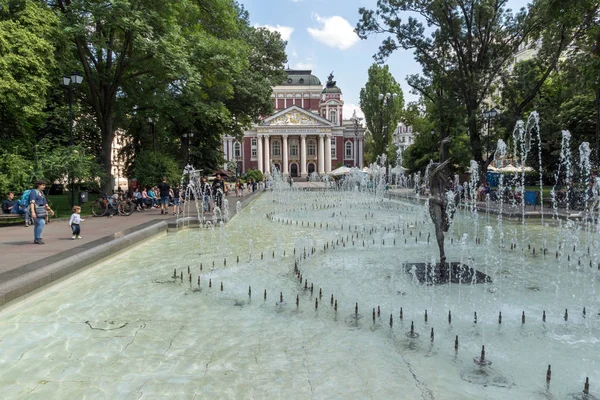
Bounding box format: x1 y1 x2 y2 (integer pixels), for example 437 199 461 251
289 140 298 157
272 140 281 157
251 138 257 157
408 126 412 133
307 139 316 156
331 137 336 158
329 110 337 124
234 142 241 159
345 141 353 159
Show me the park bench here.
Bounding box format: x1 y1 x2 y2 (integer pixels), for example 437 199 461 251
0 213 21 221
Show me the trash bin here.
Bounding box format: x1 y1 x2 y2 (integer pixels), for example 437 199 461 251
78 191 88 204
524 191 537 209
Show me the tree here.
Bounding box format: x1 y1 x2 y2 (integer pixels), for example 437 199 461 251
132 150 180 189
52 0 250 193
356 0 599 174
359 64 404 163
0 0 60 146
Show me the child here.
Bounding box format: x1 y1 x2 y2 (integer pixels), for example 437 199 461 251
68 206 85 239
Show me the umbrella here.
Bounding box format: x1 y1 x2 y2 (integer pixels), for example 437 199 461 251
330 166 351 176
499 164 519 173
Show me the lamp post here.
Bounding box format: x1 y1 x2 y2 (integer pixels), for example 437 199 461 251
379 92 398 183
182 131 195 162
61 71 83 208
482 108 498 160
350 110 363 168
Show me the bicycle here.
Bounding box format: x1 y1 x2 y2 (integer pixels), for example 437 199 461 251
91 194 135 217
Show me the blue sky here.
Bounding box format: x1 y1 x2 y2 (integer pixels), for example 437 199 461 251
239 0 530 119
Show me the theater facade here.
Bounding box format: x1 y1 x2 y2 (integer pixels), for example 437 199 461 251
221 69 365 178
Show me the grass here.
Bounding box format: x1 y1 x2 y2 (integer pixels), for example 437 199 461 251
46 193 99 218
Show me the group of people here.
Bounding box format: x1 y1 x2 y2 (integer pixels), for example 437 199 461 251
130 178 181 215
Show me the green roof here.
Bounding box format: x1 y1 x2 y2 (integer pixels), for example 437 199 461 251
282 69 321 86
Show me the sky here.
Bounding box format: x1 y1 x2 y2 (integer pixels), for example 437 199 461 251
239 0 530 119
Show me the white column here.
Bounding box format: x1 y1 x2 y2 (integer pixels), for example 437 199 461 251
264 134 270 174
228 138 233 161
318 134 325 174
359 139 364 168
300 134 307 177
325 134 332 173
222 138 227 159
282 135 289 176
257 134 263 173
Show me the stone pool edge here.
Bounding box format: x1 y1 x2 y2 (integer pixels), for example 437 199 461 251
0 220 168 307
0 190 265 308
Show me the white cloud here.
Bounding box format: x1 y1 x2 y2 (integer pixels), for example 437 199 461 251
343 104 365 122
254 24 294 42
307 14 359 50
292 61 314 69
290 0 304 2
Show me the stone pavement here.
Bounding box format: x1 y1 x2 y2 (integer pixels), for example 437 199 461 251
0 191 259 277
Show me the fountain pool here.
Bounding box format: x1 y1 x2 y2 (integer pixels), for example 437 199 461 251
0 189 598 399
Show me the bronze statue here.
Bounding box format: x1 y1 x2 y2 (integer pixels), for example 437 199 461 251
428 137 452 266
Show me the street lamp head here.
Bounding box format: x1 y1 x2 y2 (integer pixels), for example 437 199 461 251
483 110 490 118
189 132 194 138
489 108 498 118
378 93 384 101
182 133 188 138
431 129 435 136
62 75 71 86
147 116 153 123
385 92 391 99
70 71 83 85
392 93 398 100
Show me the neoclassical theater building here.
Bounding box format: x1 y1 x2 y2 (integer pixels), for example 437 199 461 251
221 69 365 178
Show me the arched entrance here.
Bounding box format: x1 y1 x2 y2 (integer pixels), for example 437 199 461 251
307 163 316 175
290 163 299 177
272 163 281 173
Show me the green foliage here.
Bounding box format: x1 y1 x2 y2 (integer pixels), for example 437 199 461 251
131 150 180 189
0 151 35 195
359 64 404 160
37 143 104 188
245 169 263 183
0 0 60 142
356 0 599 173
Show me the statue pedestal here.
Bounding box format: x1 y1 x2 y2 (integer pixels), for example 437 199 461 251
403 262 492 285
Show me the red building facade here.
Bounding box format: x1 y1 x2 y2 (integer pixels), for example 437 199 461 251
221 69 365 178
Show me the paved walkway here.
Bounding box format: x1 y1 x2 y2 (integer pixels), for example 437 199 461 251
0 191 259 277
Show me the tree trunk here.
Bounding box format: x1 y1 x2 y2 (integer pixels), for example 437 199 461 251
100 117 115 194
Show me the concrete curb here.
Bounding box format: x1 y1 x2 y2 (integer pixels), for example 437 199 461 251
0 220 167 307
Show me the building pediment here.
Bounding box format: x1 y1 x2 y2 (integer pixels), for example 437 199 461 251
262 105 333 127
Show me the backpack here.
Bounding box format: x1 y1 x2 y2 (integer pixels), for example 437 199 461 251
19 189 32 207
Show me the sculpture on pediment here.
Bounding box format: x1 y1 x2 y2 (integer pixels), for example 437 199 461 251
270 110 319 126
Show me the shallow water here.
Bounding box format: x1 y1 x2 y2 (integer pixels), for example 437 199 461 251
0 190 599 399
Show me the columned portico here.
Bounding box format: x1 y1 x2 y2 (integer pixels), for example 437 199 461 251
317 135 325 174
257 134 264 173
263 135 270 174
282 135 289 175
227 138 233 161
300 135 307 177
324 135 332 173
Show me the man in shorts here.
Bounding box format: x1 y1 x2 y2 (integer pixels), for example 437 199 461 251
157 177 171 215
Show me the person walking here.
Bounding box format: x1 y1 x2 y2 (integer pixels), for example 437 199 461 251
29 180 54 244
171 184 181 215
212 173 225 209
157 177 171 215
68 206 85 239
